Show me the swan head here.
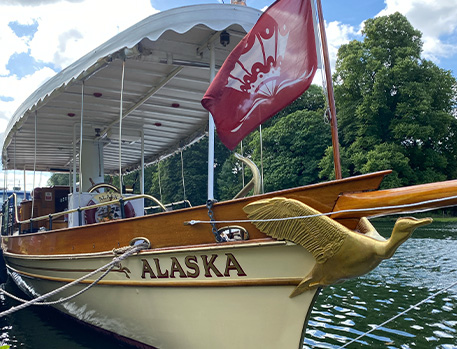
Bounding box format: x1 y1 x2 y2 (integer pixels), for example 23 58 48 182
393 217 433 239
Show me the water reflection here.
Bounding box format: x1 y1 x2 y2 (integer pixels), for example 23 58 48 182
304 220 457 349
0 281 130 348
1 221 456 348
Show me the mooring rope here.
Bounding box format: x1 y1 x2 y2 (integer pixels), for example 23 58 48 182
185 194 457 226
337 279 457 348
0 242 148 318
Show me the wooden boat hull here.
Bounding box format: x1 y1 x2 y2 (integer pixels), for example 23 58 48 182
4 171 457 347
5 241 317 349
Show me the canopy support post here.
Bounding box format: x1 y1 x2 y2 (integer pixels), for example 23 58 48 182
73 124 77 194
259 125 264 193
23 166 26 199
141 130 145 195
207 41 216 201
31 111 37 219
79 81 84 202
181 150 186 202
158 161 163 202
13 133 16 191
240 141 245 187
119 60 126 195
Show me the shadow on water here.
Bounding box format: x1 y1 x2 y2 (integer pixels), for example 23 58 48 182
304 220 457 349
0 280 130 348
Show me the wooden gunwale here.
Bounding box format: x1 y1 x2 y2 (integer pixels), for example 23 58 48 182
332 178 457 219
6 265 303 288
3 238 283 260
2 170 390 256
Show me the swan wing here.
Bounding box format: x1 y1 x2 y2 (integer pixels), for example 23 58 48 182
243 197 348 263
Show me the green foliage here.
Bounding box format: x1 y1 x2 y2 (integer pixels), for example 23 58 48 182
47 173 71 186
325 12 457 187
249 109 331 192
216 86 329 199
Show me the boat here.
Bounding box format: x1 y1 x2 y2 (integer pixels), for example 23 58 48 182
1 1 457 348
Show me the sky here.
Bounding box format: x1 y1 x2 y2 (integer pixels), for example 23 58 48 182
0 0 456 190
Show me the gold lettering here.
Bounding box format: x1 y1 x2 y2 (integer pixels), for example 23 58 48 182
224 253 247 277
141 259 156 279
201 254 223 277
154 258 169 278
185 255 200 278
170 257 187 278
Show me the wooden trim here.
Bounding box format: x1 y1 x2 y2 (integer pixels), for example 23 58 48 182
9 267 302 288
316 0 341 179
3 238 284 260
3 171 389 256
332 178 457 218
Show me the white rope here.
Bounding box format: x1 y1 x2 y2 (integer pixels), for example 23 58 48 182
1 265 112 306
185 194 457 226
0 243 147 317
338 279 457 348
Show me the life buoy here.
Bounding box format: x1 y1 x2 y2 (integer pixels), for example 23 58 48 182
84 192 135 224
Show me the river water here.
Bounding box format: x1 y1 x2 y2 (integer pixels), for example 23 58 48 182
1 220 456 348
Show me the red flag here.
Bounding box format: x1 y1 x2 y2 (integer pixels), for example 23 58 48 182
201 0 318 150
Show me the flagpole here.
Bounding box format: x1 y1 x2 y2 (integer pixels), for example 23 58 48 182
315 0 342 180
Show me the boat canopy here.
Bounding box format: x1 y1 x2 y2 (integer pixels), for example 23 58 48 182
1 4 261 174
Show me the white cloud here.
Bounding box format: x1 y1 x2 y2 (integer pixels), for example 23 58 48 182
0 0 158 134
6 0 159 70
0 66 56 131
0 0 158 190
377 0 457 63
0 18 29 76
325 21 358 69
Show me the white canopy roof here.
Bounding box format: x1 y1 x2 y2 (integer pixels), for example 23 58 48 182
2 4 261 174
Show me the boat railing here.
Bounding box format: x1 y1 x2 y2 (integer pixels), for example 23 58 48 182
145 199 192 213
0 192 167 236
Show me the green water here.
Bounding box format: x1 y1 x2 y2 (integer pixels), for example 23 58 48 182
304 220 457 348
1 221 456 348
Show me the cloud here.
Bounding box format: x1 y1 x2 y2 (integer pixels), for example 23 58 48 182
0 0 158 134
376 0 457 63
0 66 56 131
1 0 83 5
325 21 359 69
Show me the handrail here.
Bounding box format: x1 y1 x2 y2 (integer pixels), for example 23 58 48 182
145 199 192 211
1 192 167 229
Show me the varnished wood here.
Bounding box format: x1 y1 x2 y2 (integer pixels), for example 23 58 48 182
3 171 390 256
316 0 342 179
332 178 457 219
7 267 303 287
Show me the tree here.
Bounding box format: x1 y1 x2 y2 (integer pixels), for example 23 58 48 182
321 12 457 187
217 85 330 197
47 173 71 186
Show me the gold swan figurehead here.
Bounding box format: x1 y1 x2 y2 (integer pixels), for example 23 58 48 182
243 197 432 298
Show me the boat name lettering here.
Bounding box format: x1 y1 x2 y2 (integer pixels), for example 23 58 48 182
141 253 246 279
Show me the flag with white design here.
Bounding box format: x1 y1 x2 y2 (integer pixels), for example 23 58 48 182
201 0 319 150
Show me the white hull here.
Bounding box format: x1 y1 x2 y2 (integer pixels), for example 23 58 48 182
5 241 318 348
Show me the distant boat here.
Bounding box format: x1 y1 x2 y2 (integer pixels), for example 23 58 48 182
1 2 456 348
